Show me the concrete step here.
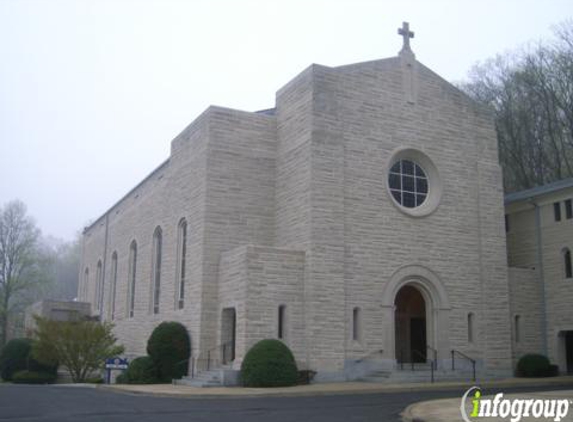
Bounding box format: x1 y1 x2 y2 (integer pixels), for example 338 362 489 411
176 370 223 387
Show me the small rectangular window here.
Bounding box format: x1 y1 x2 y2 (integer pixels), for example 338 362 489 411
514 315 521 343
504 214 510 233
278 305 286 339
554 202 562 222
566 199 572 219
565 250 572 279
352 307 361 342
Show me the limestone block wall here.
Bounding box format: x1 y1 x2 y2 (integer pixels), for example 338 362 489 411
244 246 305 366
325 57 511 372
508 267 543 363
218 246 305 368
275 65 313 250
79 109 211 357
199 107 277 356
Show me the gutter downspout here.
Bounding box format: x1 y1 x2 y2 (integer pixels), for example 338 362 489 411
531 200 548 356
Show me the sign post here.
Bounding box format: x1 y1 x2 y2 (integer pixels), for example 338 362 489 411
105 357 129 384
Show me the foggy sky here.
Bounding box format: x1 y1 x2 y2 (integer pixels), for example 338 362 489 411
1 0 571 241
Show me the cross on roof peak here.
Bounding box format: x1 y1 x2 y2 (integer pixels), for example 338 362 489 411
398 21 414 53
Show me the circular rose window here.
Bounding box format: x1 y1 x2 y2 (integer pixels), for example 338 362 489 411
388 159 428 208
386 148 442 217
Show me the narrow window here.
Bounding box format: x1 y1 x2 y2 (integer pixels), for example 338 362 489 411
352 307 361 342
95 260 102 311
128 241 137 318
278 305 286 339
514 315 521 343
564 248 572 278
554 202 562 222
566 199 572 219
467 312 475 343
110 252 118 320
176 219 187 309
83 268 89 301
151 227 162 314
504 214 510 233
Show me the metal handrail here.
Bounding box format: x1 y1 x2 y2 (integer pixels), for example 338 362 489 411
410 349 426 370
411 349 434 383
427 345 438 370
190 340 235 376
451 349 476 382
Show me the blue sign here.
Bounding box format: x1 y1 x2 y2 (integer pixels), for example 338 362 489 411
105 357 128 370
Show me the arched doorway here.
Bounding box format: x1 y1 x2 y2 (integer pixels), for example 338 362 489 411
395 285 427 363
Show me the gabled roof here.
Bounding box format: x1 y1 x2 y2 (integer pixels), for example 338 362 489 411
505 178 573 205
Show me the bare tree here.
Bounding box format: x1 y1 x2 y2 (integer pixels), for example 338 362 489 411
461 20 573 193
0 200 45 347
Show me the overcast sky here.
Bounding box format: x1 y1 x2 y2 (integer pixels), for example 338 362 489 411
1 0 571 241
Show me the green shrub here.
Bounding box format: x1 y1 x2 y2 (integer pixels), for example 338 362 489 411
240 339 298 387
516 354 551 377
0 338 57 382
85 376 104 384
147 322 190 382
123 356 159 384
12 370 56 384
0 338 31 381
115 372 127 384
547 364 559 377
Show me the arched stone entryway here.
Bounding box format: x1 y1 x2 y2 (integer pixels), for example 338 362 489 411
379 265 451 367
395 285 427 363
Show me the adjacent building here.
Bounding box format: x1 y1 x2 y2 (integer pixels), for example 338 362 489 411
505 179 573 375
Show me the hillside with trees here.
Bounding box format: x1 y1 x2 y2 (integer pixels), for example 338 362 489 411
461 20 573 193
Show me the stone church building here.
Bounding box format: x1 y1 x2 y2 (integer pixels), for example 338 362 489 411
78 24 523 382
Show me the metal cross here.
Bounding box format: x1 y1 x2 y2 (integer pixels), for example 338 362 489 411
398 22 414 51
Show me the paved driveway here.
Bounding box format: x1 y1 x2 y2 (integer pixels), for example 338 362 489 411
1 383 572 422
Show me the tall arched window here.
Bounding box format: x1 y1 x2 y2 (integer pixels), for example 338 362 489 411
514 315 521 343
128 241 137 318
352 307 362 342
278 305 286 339
95 260 103 311
564 248 572 279
151 227 162 314
83 268 89 301
176 219 187 309
467 312 475 343
110 252 118 320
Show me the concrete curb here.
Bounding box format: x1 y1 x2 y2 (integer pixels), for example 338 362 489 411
96 376 573 400
401 388 573 422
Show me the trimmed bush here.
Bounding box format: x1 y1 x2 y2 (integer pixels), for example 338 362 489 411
122 356 159 384
0 338 57 382
115 372 127 384
547 364 560 377
0 339 31 381
240 339 298 387
516 354 551 377
147 322 190 382
12 370 56 384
